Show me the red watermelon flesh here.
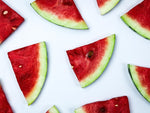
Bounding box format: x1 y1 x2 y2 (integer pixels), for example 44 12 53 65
0 0 24 44
128 64 150 102
8 42 47 105
75 96 130 113
97 0 110 7
0 84 13 113
67 34 115 87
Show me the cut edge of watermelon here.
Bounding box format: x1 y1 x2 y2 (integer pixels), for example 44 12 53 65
99 0 120 15
30 2 88 30
47 105 59 113
80 34 115 88
121 14 150 40
128 64 150 102
26 42 47 105
74 107 85 113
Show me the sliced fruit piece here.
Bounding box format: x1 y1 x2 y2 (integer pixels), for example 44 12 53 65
128 64 150 102
75 96 130 113
121 0 150 39
31 0 88 29
0 83 13 113
46 105 60 113
0 0 24 44
67 34 115 87
8 42 47 105
96 0 120 15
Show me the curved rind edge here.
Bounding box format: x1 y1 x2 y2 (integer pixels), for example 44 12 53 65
26 42 47 105
121 14 150 40
80 34 116 88
74 107 86 113
99 0 120 15
128 64 150 103
48 105 60 113
30 2 88 30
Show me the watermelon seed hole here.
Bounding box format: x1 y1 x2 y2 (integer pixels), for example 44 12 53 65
87 51 93 58
19 65 22 68
100 107 106 113
11 27 16 31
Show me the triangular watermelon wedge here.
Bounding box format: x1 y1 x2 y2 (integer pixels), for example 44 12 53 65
8 42 47 105
0 0 24 44
66 34 115 87
128 64 150 102
0 83 13 113
96 0 120 15
121 0 150 39
46 105 60 113
75 96 130 113
31 0 88 29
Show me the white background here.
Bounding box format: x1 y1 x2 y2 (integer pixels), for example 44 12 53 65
0 0 150 113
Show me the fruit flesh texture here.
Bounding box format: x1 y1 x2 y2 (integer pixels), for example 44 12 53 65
0 84 13 113
75 96 130 113
0 0 24 43
8 42 47 105
31 0 88 29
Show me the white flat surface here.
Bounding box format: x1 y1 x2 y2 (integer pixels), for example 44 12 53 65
0 0 150 113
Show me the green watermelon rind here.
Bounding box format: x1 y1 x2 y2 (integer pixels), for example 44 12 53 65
26 42 47 105
30 2 88 30
128 64 150 102
74 107 85 113
80 34 115 88
121 14 150 40
48 105 60 113
99 0 120 15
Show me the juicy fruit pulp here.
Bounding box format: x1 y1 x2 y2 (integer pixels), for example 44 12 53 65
97 0 120 15
75 96 130 113
121 0 150 39
0 84 13 113
128 64 150 102
8 42 47 105
0 0 24 44
31 0 88 29
67 34 115 87
46 105 60 113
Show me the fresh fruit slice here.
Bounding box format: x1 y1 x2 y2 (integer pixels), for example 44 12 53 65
96 0 120 15
128 64 150 102
46 105 60 113
8 42 47 105
0 0 24 44
75 96 130 113
0 83 13 113
121 0 150 39
31 0 88 29
67 34 115 87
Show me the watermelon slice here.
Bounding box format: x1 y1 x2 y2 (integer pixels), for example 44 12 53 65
0 0 24 44
46 105 60 113
128 64 150 102
67 34 115 87
31 0 88 29
0 83 13 113
75 96 130 113
8 42 47 105
121 0 150 39
96 0 120 15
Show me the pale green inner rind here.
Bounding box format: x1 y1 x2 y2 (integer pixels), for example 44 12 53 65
31 2 88 30
80 34 115 88
74 107 86 113
100 0 120 15
121 14 150 40
26 42 47 105
128 64 150 102
48 105 60 113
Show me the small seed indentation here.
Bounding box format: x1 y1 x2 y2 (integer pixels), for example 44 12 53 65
3 10 8 15
100 107 106 113
115 104 118 107
87 50 94 58
71 66 74 69
19 65 22 68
